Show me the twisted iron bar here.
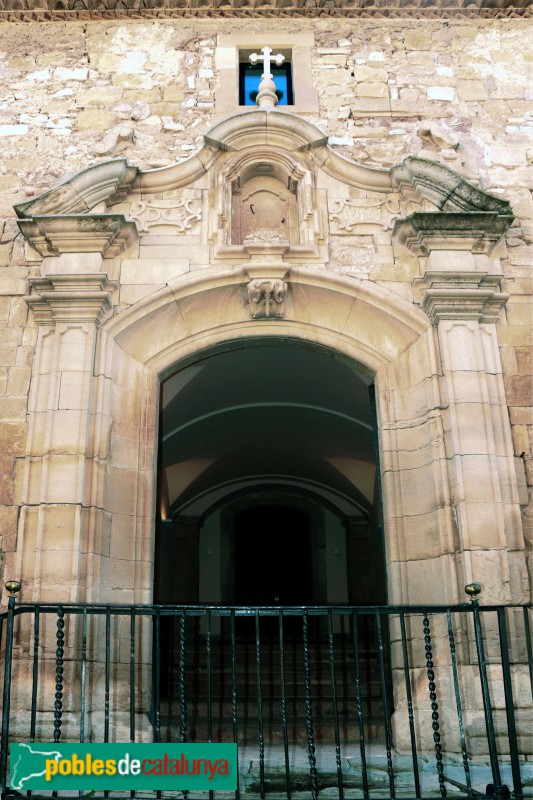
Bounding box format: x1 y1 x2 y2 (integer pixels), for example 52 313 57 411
179 610 187 744
54 606 65 743
303 611 319 800
423 612 446 797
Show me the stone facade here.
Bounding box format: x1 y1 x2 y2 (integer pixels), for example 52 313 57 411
0 13 531 602
0 6 531 758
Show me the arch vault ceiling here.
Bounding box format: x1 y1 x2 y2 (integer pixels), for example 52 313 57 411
160 343 377 520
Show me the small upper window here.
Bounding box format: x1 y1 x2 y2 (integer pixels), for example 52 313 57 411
239 61 294 107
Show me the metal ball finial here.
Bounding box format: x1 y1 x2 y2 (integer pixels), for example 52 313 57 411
465 582 482 602
5 579 21 598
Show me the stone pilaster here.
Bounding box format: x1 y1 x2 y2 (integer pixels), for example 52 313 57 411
15 269 118 603
412 266 528 603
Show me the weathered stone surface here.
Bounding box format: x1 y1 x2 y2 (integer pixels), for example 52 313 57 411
0 17 530 772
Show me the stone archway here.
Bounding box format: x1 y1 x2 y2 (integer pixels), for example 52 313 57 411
11 261 527 611
6 105 530 753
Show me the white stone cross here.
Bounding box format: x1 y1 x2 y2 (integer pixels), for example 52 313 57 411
249 46 285 79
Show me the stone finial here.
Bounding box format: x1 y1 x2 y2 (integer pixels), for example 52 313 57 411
249 47 285 109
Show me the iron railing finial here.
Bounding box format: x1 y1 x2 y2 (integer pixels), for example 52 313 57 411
465 582 482 603
4 579 21 598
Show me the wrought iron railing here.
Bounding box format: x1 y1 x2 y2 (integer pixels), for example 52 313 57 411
0 583 531 800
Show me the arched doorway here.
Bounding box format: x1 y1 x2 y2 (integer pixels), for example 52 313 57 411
153 339 389 748
153 340 386 610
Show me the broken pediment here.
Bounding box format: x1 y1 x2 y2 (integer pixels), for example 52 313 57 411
13 110 514 263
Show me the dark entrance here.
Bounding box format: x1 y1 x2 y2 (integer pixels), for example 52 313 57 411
234 505 312 606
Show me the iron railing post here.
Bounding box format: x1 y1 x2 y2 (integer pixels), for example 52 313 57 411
0 579 21 797
466 584 509 800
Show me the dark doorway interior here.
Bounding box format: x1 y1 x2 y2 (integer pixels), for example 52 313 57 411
234 505 313 606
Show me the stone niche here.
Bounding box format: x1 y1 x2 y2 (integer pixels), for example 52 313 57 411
212 146 326 261
231 168 299 245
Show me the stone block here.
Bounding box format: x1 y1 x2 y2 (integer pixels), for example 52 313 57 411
50 409 87 453
41 504 80 550
404 29 432 50
76 86 124 107
353 65 388 82
110 432 139 470
0 505 18 551
499 346 519 375
491 146 527 167
457 80 488 101
427 87 454 101
103 465 138 516
0 396 27 421
119 284 163 305
506 300 533 326
357 82 388 98
0 125 29 137
39 454 84 504
58 371 90 411
6 366 31 396
0 458 15 505
319 68 352 86
320 55 347 66
120 258 189 284
76 109 117 131
504 375 533 407
515 347 532 372
8 298 29 328
53 67 88 81
497 326 533 347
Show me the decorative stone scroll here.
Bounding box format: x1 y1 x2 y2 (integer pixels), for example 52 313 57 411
129 193 202 235
328 195 399 235
247 278 287 319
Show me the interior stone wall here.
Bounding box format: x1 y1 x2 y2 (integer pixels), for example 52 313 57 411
0 16 531 598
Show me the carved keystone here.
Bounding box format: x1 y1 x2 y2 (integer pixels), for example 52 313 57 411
247 278 287 319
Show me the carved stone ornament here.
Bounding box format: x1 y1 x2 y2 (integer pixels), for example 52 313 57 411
247 278 287 319
130 194 202 235
243 228 289 245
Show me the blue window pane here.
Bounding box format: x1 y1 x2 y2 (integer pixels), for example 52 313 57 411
240 64 292 106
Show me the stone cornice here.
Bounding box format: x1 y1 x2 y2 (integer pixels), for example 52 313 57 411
413 271 509 325
24 274 118 326
17 214 138 257
393 211 514 255
0 3 529 18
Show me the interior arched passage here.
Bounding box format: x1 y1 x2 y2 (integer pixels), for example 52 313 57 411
153 339 387 610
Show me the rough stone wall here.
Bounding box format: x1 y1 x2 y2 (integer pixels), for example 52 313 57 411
0 17 531 591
